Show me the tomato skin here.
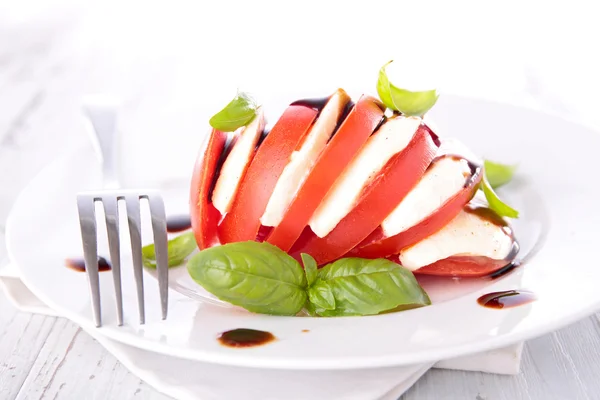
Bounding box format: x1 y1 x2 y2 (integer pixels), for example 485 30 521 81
266 95 385 251
219 105 318 244
290 125 438 265
413 254 516 278
349 162 483 259
190 128 228 250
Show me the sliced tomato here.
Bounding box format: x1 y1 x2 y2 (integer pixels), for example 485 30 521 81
413 247 518 278
219 105 318 243
266 95 385 251
190 128 228 250
349 159 483 259
290 126 438 265
401 206 518 277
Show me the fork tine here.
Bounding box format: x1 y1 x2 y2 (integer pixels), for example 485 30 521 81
145 193 169 320
146 194 169 319
77 195 102 327
102 197 123 326
125 194 145 324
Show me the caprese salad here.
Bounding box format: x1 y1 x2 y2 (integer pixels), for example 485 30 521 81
172 62 520 316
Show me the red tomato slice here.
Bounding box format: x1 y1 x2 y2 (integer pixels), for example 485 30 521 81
403 206 519 277
290 125 438 265
413 246 518 277
219 105 318 243
190 128 228 249
266 95 385 251
349 159 483 259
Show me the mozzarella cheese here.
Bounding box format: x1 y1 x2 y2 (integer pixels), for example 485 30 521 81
381 156 471 237
309 116 421 238
399 209 513 271
212 109 265 215
260 90 349 227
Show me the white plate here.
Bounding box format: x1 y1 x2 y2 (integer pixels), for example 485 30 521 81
7 95 600 370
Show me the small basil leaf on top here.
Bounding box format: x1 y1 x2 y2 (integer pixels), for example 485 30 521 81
187 241 307 316
301 253 318 287
376 61 395 111
142 232 197 269
481 175 519 218
484 160 517 189
209 92 258 132
309 258 430 317
376 61 439 117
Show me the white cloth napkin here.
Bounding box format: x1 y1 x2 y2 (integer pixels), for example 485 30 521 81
0 261 522 400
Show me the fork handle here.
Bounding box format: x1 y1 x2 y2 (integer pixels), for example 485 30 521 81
83 96 120 189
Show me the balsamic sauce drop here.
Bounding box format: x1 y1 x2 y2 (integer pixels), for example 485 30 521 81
327 100 355 143
290 96 330 111
256 225 273 242
465 205 509 228
372 115 388 134
488 260 521 280
166 215 192 233
477 290 536 309
65 256 112 272
218 329 275 348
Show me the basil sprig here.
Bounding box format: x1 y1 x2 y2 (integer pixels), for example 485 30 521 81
188 242 308 315
209 92 258 132
481 160 519 218
306 256 430 317
376 60 439 116
187 242 430 317
484 160 517 189
142 231 197 269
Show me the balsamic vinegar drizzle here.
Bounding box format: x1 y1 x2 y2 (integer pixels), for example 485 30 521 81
166 215 192 233
290 96 331 111
65 256 112 272
427 155 482 190
218 329 275 348
372 115 388 135
488 260 521 280
477 290 536 309
328 100 355 142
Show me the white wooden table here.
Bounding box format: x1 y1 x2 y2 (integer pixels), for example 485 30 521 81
2 2 600 399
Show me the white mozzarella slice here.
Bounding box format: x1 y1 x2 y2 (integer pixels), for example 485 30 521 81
212 109 265 215
260 90 349 227
381 156 471 237
309 116 422 238
399 209 513 271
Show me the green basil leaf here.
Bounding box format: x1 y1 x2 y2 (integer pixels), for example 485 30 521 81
313 258 430 317
304 300 318 317
307 279 336 310
376 61 439 116
142 232 197 269
187 241 307 316
301 253 318 287
484 160 517 189
209 92 257 132
481 175 519 218
376 60 396 111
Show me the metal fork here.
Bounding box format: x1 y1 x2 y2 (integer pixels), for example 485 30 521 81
78 98 169 327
